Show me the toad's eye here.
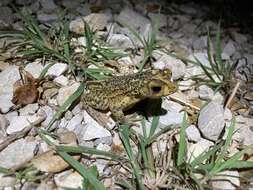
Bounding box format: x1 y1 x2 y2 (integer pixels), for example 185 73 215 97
151 86 162 93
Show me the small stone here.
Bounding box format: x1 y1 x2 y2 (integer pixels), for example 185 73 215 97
0 138 37 169
192 36 207 50
0 173 16 188
7 112 46 134
77 36 87 47
178 80 195 91
162 100 183 113
19 103 39 116
40 0 58 13
186 125 201 142
222 40 236 58
4 111 18 123
234 116 253 146
0 66 21 93
231 30 248 44
0 6 15 29
66 113 83 131
187 139 214 162
198 85 214 100
46 63 68 77
188 52 210 67
116 8 150 35
24 61 44 79
69 13 110 34
158 111 185 129
82 111 111 141
72 104 82 115
54 75 69 86
37 13 58 23
64 110 73 120
211 170 240 190
0 93 14 113
107 34 134 49
198 101 225 141
152 53 186 80
54 170 83 189
61 0 81 9
39 105 54 127
57 83 80 106
211 92 224 104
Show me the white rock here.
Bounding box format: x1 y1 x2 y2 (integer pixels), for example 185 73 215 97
158 111 185 129
54 75 69 86
212 170 240 190
118 56 135 65
82 111 111 140
162 100 183 113
19 103 39 116
185 65 203 78
0 66 21 93
222 40 236 58
178 80 195 91
198 85 214 100
187 139 214 162
198 101 225 141
192 36 207 50
231 31 248 44
37 13 58 23
152 54 186 80
72 104 82 115
0 93 13 113
211 92 224 104
69 13 110 34
77 36 87 47
54 170 83 190
116 8 150 34
233 116 253 146
0 138 37 169
107 34 134 49
7 112 46 134
0 114 8 130
0 173 16 188
64 110 73 120
66 113 83 131
188 52 210 67
39 106 54 127
57 83 80 106
46 63 68 77
24 61 44 79
4 111 18 123
186 125 201 142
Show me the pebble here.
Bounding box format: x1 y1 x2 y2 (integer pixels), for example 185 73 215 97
152 53 186 80
0 6 15 29
69 13 110 34
37 13 58 23
162 100 183 113
54 170 83 190
198 85 214 100
54 75 69 86
0 114 8 130
46 63 68 77
198 101 225 141
57 82 80 106
178 80 195 91
0 93 14 114
188 52 210 67
39 105 54 127
66 113 83 131
222 40 236 58
187 139 214 162
0 173 16 188
107 34 134 49
19 103 39 116
24 61 44 79
0 138 37 169
82 111 111 141
40 0 58 13
211 170 240 190
186 125 201 142
7 112 46 135
158 111 185 129
77 36 87 47
192 36 207 50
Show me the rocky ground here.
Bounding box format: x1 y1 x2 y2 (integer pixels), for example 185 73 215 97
0 0 253 189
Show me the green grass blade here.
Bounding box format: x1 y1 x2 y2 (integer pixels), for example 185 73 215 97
46 84 85 130
194 55 215 82
177 112 188 166
215 21 222 71
148 116 159 139
57 151 106 190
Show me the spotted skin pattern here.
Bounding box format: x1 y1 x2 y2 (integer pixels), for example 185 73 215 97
81 69 177 122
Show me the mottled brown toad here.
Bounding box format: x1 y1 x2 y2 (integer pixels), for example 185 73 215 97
81 69 177 123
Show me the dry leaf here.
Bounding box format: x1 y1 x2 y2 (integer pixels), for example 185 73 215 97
12 71 39 106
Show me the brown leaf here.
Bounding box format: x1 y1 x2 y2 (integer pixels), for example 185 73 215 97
12 71 39 106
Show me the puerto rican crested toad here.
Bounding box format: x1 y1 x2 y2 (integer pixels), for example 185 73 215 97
81 69 177 123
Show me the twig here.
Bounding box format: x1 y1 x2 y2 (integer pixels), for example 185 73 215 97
225 80 240 108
